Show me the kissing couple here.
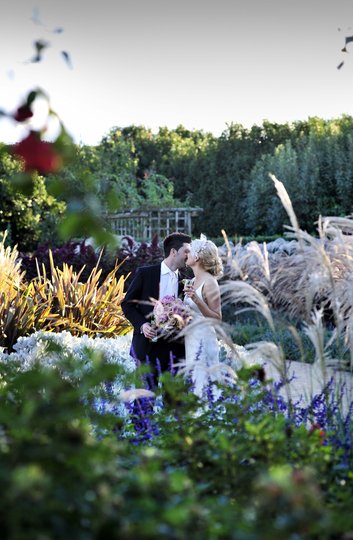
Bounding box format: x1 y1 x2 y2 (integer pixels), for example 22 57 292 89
121 231 223 396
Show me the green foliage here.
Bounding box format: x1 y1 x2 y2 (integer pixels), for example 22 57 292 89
245 116 353 235
246 142 296 234
0 147 65 251
83 127 188 208
0 352 128 539
5 115 353 248
91 116 353 239
75 132 142 209
139 172 175 207
4 109 353 248
1 352 351 539
50 128 186 235
228 317 316 363
46 146 120 247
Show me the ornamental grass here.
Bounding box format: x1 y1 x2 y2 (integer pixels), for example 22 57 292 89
222 175 353 373
33 250 132 337
0 233 43 351
223 175 353 329
0 238 132 352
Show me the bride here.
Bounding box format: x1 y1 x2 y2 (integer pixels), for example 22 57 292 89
183 235 223 398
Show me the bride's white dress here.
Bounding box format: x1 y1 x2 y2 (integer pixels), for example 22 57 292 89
184 282 221 398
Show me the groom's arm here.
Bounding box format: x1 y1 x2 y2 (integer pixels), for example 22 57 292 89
121 268 149 331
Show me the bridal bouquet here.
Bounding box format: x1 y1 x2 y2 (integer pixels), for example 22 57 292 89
150 295 192 340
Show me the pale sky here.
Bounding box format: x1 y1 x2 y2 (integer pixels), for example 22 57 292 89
1 0 353 145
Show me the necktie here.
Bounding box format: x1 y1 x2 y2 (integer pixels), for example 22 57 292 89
170 271 177 297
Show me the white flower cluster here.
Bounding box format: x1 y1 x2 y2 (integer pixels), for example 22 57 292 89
1 330 135 373
0 331 137 420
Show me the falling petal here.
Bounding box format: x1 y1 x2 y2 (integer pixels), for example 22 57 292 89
337 61 344 69
119 388 155 401
61 51 73 69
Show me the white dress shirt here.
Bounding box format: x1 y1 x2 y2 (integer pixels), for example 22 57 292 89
159 261 179 299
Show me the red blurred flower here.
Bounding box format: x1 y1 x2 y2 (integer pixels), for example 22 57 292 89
13 105 33 122
309 422 325 443
11 131 62 174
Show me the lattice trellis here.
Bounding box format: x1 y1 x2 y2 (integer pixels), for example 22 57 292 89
105 207 202 241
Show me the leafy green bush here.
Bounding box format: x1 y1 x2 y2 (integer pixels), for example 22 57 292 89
0 350 131 539
0 147 65 251
139 172 176 207
229 321 316 363
223 306 351 367
1 352 352 539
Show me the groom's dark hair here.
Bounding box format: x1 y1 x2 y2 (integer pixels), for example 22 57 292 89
163 232 191 257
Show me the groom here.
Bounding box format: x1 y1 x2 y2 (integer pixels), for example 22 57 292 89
121 232 192 384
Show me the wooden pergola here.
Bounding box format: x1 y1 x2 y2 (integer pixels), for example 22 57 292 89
105 207 203 241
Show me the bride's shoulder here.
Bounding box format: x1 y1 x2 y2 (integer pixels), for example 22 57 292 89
204 272 218 284
203 273 219 291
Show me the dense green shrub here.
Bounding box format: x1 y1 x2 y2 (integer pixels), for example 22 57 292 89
52 135 183 217
0 352 352 539
0 147 65 251
91 117 353 238
5 117 353 248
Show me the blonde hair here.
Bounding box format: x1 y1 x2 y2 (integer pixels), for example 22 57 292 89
196 240 223 277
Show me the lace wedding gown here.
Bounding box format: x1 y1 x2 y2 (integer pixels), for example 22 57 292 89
184 282 221 398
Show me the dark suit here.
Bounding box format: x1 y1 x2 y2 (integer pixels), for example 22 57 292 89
121 264 186 381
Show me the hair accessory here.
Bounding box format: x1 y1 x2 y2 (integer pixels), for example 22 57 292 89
191 233 208 259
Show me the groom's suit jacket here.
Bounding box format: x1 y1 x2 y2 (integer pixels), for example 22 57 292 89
121 264 185 367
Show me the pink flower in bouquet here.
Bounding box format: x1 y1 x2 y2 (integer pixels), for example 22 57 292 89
151 295 192 339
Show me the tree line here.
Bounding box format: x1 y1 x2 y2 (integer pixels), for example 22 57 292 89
2 115 353 250
82 116 353 237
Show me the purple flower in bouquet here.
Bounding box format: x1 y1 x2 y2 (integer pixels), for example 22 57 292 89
151 295 192 340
